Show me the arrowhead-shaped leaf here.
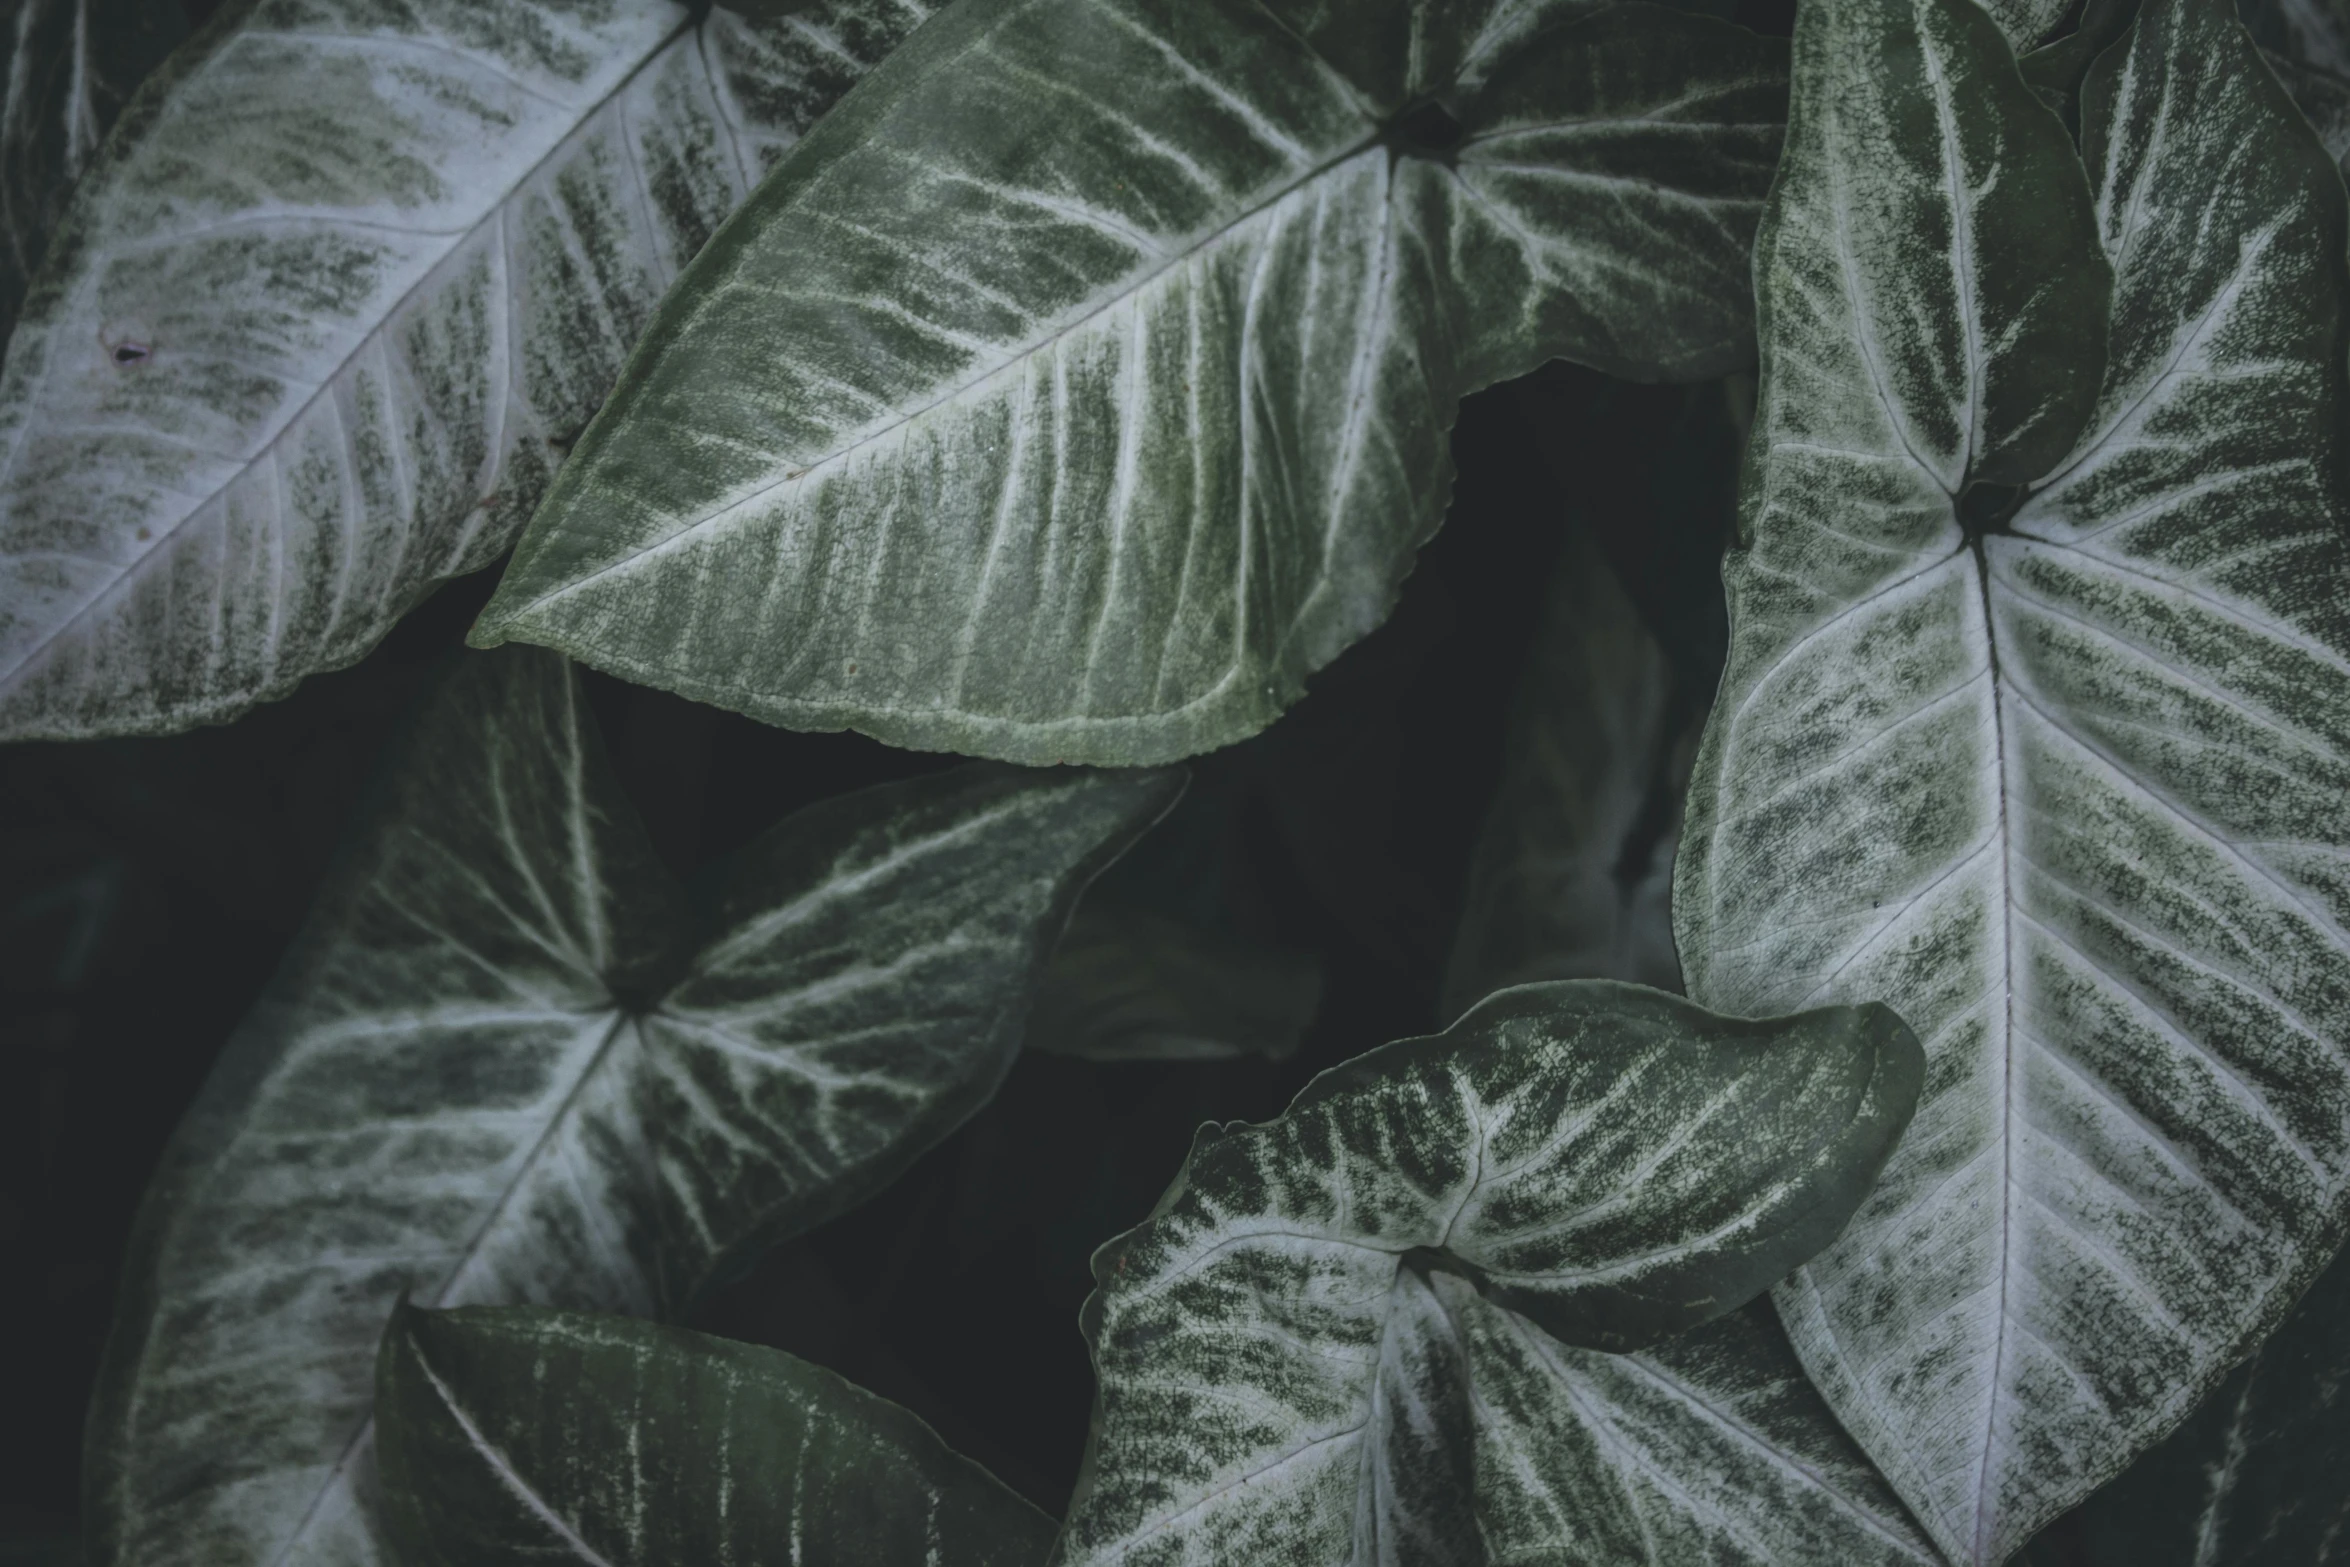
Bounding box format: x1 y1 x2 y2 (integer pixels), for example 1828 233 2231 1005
0 0 184 346
376 1303 1053 1566
1057 980 1927 1562
471 1 1788 766
0 0 936 740
84 646 1178 1566
2013 1225 2350 1564
1675 0 2350 1557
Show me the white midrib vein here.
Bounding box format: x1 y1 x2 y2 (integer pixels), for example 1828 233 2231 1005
504 38 1625 619
263 1006 640 1567
0 10 703 690
413 1353 615 1564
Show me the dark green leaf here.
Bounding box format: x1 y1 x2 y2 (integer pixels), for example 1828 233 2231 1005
84 647 1177 1566
471 1 1787 765
0 0 934 740
377 1302 1053 1566
1056 980 1928 1561
2018 0 2140 130
1676 0 2350 1557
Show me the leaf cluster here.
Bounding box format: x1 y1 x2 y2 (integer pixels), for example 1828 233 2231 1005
2 0 2348 1563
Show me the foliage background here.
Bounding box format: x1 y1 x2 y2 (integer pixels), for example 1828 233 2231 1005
0 242 1762 1545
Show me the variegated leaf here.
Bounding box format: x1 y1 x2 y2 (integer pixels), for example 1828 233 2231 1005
470 0 1788 766
84 646 1177 1566
0 0 937 740
377 1303 1052 1566
0 0 184 345
2013 1220 2350 1564
1675 0 2350 1558
1057 980 1928 1564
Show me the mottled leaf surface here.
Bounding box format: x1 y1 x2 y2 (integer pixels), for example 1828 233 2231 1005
0 0 185 345
1057 980 1928 1564
1675 0 2350 1558
2015 1229 2350 1565
1442 524 1692 1023
84 647 1176 1566
377 1303 1052 1567
473 0 1787 765
0 0 938 740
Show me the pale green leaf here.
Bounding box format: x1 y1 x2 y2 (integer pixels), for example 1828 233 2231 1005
470 0 1787 766
1442 523 1693 1024
1675 0 2350 1557
1056 980 1929 1564
377 1303 1053 1566
0 0 936 740
0 0 184 345
84 646 1178 1567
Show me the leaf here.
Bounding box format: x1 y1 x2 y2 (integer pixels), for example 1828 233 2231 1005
0 0 185 347
0 0 938 741
2240 0 2350 176
2013 1228 2350 1565
469 1 1788 766
376 1302 1054 1566
83 646 1179 1566
2018 0 2139 130
2237 0 2350 71
1441 519 1695 1024
2264 47 2350 169
1056 979 1930 1563
1674 0 2350 1556
1981 0 2079 51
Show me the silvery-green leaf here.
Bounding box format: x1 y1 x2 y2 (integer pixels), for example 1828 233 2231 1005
1442 524 1692 1024
376 1303 1052 1567
0 0 184 346
469 1 1788 766
1057 979 1927 1563
0 0 937 741
84 646 1178 1567
2013 1228 2350 1565
1674 0 2350 1556
1441 1279 1938 1566
1025 903 1320 1061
